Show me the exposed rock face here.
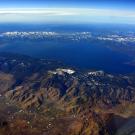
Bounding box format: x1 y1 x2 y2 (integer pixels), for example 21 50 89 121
4 70 135 110
0 52 135 135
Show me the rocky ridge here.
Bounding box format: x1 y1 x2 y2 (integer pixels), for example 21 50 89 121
0 52 135 135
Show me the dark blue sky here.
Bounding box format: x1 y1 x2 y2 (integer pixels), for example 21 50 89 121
0 0 135 9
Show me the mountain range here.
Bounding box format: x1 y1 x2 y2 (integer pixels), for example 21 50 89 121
0 52 135 135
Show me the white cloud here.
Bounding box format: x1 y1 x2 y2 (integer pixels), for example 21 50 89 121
0 8 78 16
0 8 135 23
0 8 135 17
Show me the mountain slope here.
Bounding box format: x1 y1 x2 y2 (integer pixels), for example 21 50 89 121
0 52 135 135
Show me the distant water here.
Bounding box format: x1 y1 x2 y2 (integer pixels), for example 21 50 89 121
0 23 135 74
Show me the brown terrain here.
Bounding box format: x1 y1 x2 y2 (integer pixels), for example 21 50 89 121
0 53 135 135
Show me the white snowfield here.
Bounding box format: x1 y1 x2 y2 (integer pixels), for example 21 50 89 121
48 68 75 75
1 31 135 43
56 68 75 74
2 31 58 37
0 31 92 40
97 35 135 43
88 71 105 76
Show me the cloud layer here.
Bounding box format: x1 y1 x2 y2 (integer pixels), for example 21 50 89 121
0 8 135 24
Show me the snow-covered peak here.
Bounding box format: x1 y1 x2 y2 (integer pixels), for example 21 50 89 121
88 71 105 76
49 68 75 75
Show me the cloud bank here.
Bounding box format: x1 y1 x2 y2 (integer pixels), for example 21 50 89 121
0 8 135 24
